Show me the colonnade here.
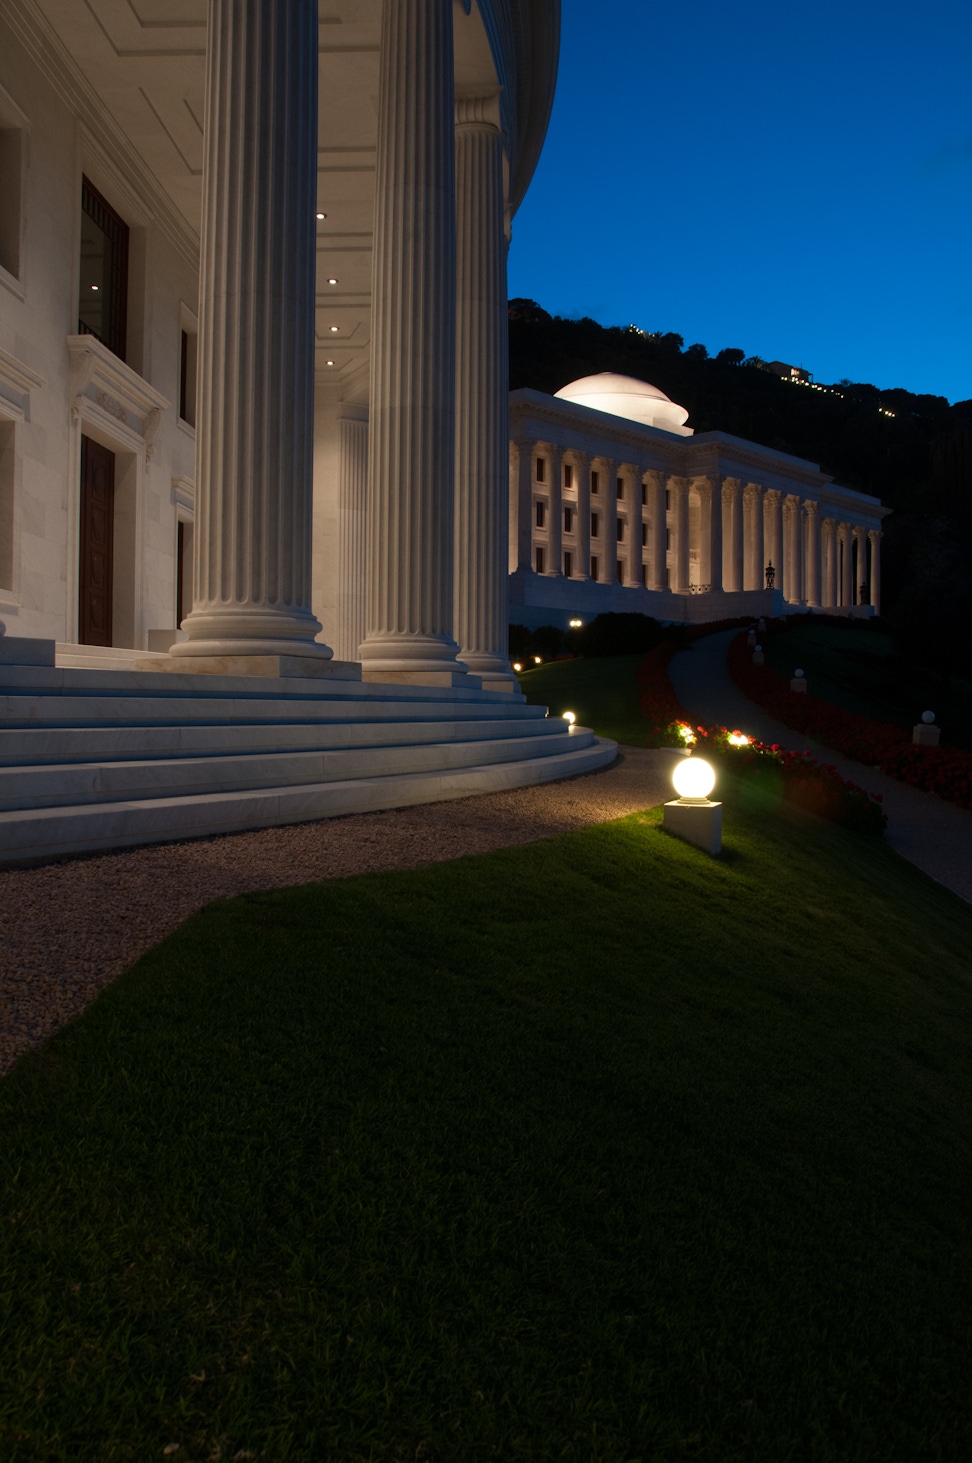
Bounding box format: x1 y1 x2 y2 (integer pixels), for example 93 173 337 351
173 0 516 687
512 448 882 611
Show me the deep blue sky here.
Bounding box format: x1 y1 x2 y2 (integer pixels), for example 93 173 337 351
508 0 972 403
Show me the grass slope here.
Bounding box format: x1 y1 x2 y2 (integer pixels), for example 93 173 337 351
764 623 972 749
2 795 972 1461
515 653 649 745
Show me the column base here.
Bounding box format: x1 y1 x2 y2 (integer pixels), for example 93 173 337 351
134 654 361 680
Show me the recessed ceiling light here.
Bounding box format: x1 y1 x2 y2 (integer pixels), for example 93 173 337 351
327 278 338 285
326 359 335 366
329 325 338 332
91 284 99 291
316 211 326 220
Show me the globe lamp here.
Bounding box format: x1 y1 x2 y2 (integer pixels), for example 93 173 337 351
562 710 576 725
672 757 716 803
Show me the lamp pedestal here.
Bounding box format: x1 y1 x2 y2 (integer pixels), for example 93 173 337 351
664 799 723 856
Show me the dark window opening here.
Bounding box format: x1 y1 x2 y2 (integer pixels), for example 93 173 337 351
616 477 624 500
591 512 599 538
564 506 573 533
535 500 546 528
78 176 129 361
616 560 624 583
641 523 648 546
535 545 545 574
563 550 573 577
641 483 647 505
563 463 573 489
617 518 625 542
591 471 599 495
535 457 545 483
180 329 198 427
590 555 599 580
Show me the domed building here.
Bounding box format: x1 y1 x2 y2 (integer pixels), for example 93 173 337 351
508 371 888 629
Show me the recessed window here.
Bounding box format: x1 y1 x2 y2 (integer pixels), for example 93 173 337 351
666 566 671 588
616 477 624 500
641 483 647 505
564 506 573 533
616 560 624 583
176 518 194 627
0 121 24 280
563 550 573 578
665 489 671 510
535 500 546 528
563 463 573 489
641 563 647 586
179 327 198 428
666 527 672 550
536 457 545 483
641 523 648 547
534 545 545 575
590 555 599 580
617 518 625 542
591 511 599 538
590 471 599 495
79 176 129 361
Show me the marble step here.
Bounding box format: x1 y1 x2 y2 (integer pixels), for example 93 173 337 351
1 662 524 705
0 725 588 811
0 713 566 768
0 736 618 866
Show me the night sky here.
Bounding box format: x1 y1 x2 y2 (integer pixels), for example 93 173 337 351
507 0 972 403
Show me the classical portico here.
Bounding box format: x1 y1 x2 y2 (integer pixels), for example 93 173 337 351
509 374 889 628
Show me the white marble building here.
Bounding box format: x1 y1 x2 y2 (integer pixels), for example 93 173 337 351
508 373 889 630
0 1 624 867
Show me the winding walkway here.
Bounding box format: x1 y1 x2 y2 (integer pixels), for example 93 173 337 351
669 629 972 905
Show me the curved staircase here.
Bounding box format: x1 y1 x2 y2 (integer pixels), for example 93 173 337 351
0 647 616 866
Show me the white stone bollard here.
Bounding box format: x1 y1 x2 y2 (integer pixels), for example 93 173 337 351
747 630 756 647
753 646 764 665
790 668 807 693
664 798 722 856
913 711 941 747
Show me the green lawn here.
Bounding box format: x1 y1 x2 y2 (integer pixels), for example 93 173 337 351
765 622 972 748
2 792 972 1461
516 653 649 744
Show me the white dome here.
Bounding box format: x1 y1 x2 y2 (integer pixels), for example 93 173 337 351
554 372 692 435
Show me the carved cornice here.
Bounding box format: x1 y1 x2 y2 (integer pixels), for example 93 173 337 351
67 335 170 456
171 475 195 511
0 345 45 420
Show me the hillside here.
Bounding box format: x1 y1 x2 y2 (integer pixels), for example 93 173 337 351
508 303 972 672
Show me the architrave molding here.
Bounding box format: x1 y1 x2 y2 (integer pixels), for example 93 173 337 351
66 335 169 458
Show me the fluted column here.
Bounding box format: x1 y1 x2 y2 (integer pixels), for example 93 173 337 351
869 529 882 613
839 523 853 606
335 411 369 661
821 518 837 606
699 477 722 591
512 439 534 572
452 89 513 685
726 478 744 592
854 526 869 604
622 465 643 586
670 476 690 592
574 452 591 580
173 0 328 663
743 483 763 590
601 458 618 582
646 470 666 590
764 489 783 593
359 0 464 680
546 444 564 576
804 500 821 606
783 495 803 603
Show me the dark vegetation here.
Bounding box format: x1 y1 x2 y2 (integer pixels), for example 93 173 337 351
510 611 673 665
509 301 972 678
3 799 972 1460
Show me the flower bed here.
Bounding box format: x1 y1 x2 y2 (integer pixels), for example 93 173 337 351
636 636 887 835
728 631 972 812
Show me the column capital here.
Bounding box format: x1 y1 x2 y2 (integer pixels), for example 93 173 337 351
743 481 762 504
783 493 801 516
868 527 883 542
454 87 502 132
820 514 836 536
644 467 666 486
721 474 743 492
764 487 782 507
667 474 690 494
804 498 820 517
567 447 593 466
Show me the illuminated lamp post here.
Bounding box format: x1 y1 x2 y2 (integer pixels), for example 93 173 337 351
663 757 722 855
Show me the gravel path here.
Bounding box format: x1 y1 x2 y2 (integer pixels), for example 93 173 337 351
670 630 972 904
0 747 683 1078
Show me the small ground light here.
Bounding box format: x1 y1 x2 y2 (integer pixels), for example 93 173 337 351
664 756 722 855
316 211 326 219
533 655 541 664
562 711 576 725
512 661 522 672
727 731 750 747
327 277 338 284
568 617 583 628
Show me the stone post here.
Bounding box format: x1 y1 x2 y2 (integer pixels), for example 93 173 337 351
743 483 763 590
764 489 783 595
646 470 667 591
358 0 466 683
869 529 882 613
335 410 368 662
804 499 821 607
172 0 330 669
452 89 514 687
670 476 691 593
699 477 722 592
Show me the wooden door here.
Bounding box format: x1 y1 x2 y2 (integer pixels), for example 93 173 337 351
78 435 114 645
